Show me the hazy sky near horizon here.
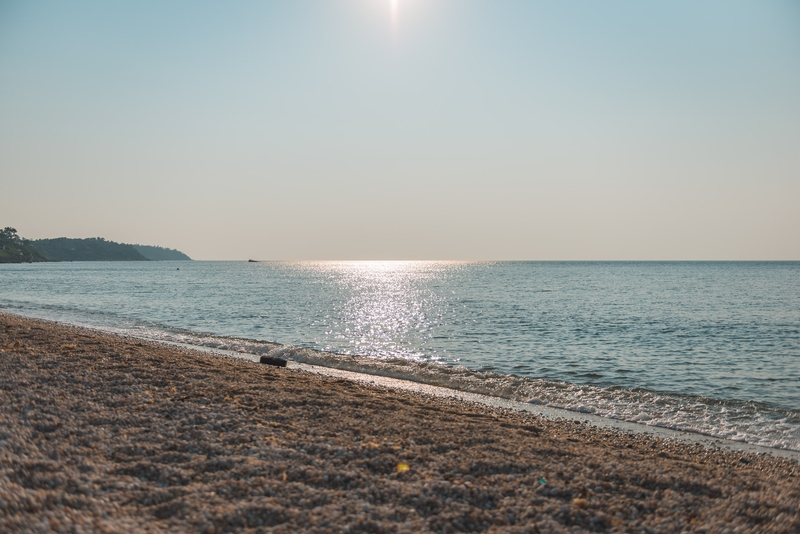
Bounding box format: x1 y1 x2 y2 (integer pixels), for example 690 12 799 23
1 0 798 260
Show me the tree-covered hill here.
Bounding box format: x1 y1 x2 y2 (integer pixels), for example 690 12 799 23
0 227 49 263
133 244 191 261
30 238 148 262
1 227 193 262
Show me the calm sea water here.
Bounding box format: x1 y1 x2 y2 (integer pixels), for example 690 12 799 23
1 261 799 450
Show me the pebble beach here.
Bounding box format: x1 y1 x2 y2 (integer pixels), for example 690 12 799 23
1 313 798 533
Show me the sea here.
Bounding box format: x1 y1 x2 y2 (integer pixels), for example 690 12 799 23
1 261 798 451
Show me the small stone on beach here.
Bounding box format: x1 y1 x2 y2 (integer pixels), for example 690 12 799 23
260 355 288 367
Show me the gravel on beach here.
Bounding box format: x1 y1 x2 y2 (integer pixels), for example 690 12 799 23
1 313 799 533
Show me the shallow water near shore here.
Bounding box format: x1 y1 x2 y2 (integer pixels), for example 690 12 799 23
1 260 799 450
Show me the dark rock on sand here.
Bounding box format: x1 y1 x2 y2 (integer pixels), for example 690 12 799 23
260 355 288 367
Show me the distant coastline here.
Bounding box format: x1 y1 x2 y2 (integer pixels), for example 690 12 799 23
0 227 191 263
131 243 191 261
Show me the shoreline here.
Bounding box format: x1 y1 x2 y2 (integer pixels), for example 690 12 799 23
287 361 800 462
6 306 799 460
1 312 799 532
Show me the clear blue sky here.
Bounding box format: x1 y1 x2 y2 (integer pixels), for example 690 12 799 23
1 0 798 260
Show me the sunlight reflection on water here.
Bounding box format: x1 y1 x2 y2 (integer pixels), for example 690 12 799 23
293 261 463 361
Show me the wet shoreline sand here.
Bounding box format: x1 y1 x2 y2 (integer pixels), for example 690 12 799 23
1 313 798 532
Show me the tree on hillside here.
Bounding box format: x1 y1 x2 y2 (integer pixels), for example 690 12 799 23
1 227 20 243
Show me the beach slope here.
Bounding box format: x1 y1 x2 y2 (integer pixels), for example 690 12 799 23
1 313 798 533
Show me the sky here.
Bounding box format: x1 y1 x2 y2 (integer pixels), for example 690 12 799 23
1 0 798 260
